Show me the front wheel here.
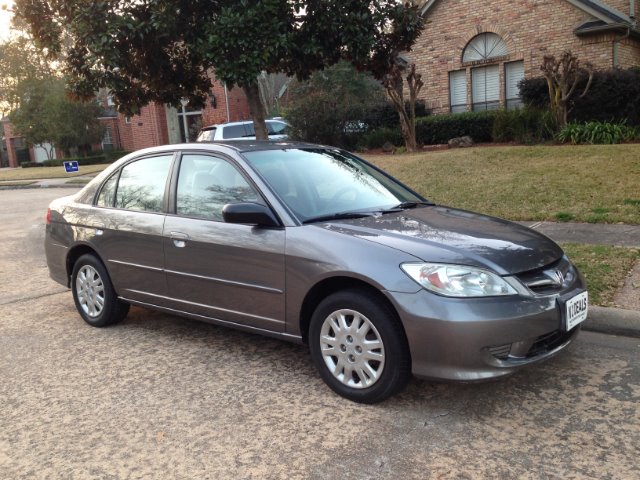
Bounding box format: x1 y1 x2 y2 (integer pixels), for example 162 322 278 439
309 289 411 404
71 254 129 327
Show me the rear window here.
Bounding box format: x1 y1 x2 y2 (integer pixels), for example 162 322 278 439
267 121 287 135
197 128 216 142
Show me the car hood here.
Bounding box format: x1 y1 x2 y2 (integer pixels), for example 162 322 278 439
318 206 563 275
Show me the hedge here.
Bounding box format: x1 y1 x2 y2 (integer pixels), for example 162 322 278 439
415 111 497 145
492 107 556 143
519 68 640 125
362 101 429 130
20 151 130 169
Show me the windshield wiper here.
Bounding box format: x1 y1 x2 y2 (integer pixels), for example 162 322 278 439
302 211 376 224
380 201 435 213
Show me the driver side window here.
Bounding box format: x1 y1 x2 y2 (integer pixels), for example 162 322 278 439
176 154 261 221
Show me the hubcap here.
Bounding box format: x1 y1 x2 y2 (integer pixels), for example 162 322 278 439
319 309 385 389
75 265 105 318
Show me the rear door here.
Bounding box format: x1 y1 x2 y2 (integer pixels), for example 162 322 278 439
90 153 174 304
162 152 286 331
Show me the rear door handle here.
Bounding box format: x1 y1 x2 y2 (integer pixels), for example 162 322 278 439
170 231 190 248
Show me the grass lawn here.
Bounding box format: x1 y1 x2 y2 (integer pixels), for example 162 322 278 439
0 164 109 181
562 244 639 306
364 144 640 224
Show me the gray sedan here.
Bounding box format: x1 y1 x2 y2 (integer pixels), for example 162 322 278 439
45 142 588 403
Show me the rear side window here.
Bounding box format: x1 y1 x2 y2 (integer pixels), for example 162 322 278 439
115 155 173 212
222 124 251 139
96 172 119 207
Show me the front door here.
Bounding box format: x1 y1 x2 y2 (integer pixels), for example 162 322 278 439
163 153 286 332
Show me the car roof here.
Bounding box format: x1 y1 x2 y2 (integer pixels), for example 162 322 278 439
200 140 328 152
201 119 287 130
118 141 331 159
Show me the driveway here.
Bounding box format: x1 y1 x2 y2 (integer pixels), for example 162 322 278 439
1 188 639 479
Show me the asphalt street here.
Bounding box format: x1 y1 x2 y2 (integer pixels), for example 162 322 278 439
1 188 639 479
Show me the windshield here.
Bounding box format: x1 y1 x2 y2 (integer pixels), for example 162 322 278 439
243 148 424 222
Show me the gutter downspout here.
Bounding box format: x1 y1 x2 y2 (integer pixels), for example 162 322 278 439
224 84 231 123
613 27 631 67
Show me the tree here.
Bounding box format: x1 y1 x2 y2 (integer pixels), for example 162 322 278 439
540 51 594 128
15 0 423 140
10 77 104 158
382 62 423 152
285 61 387 148
0 35 53 117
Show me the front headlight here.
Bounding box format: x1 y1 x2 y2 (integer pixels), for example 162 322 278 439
401 263 518 297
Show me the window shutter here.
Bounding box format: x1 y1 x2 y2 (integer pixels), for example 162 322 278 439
472 65 500 110
449 70 467 113
505 61 525 109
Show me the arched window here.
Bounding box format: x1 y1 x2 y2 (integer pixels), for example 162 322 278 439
463 33 509 63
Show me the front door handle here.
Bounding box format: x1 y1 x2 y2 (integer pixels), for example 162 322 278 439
170 231 190 248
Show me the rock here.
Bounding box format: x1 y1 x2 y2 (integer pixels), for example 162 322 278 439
448 136 474 148
381 141 395 153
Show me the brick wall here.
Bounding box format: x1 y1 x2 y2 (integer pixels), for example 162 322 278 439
201 80 251 127
410 0 639 114
115 78 251 150
605 0 639 18
1 121 23 167
115 102 171 152
618 37 640 68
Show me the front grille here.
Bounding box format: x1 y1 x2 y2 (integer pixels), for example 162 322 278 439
488 344 512 360
487 328 576 362
526 329 571 357
516 256 575 295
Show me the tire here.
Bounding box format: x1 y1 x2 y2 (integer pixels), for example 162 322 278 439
71 254 130 327
309 289 411 404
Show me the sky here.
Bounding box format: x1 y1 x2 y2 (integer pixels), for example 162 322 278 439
0 1 15 41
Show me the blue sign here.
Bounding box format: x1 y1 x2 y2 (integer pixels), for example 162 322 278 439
64 161 79 173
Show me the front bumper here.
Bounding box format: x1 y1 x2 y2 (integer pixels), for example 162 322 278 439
385 279 585 381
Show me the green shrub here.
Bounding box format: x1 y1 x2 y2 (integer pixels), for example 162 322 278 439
40 154 109 167
360 127 403 149
520 68 640 125
557 121 639 145
362 101 430 130
104 150 131 162
492 107 556 143
20 162 45 168
416 111 496 145
285 61 387 149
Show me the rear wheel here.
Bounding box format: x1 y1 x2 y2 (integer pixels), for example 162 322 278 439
309 289 411 404
71 254 129 327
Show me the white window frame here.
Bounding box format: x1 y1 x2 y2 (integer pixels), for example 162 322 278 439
449 70 468 113
505 61 525 110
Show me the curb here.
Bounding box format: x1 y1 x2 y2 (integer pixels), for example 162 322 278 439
0 183 84 190
583 306 640 338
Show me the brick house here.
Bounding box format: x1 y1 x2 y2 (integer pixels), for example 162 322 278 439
1 76 251 168
103 78 251 153
411 0 640 114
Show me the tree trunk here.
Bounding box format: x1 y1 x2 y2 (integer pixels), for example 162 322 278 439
242 82 268 140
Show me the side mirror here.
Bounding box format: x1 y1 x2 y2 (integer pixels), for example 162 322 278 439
222 202 280 227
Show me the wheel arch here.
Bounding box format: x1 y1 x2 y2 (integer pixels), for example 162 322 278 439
298 276 408 348
65 244 107 287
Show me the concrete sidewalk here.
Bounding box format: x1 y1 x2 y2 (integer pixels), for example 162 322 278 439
0 174 96 189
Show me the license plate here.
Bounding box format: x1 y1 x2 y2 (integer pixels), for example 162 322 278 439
565 291 589 330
